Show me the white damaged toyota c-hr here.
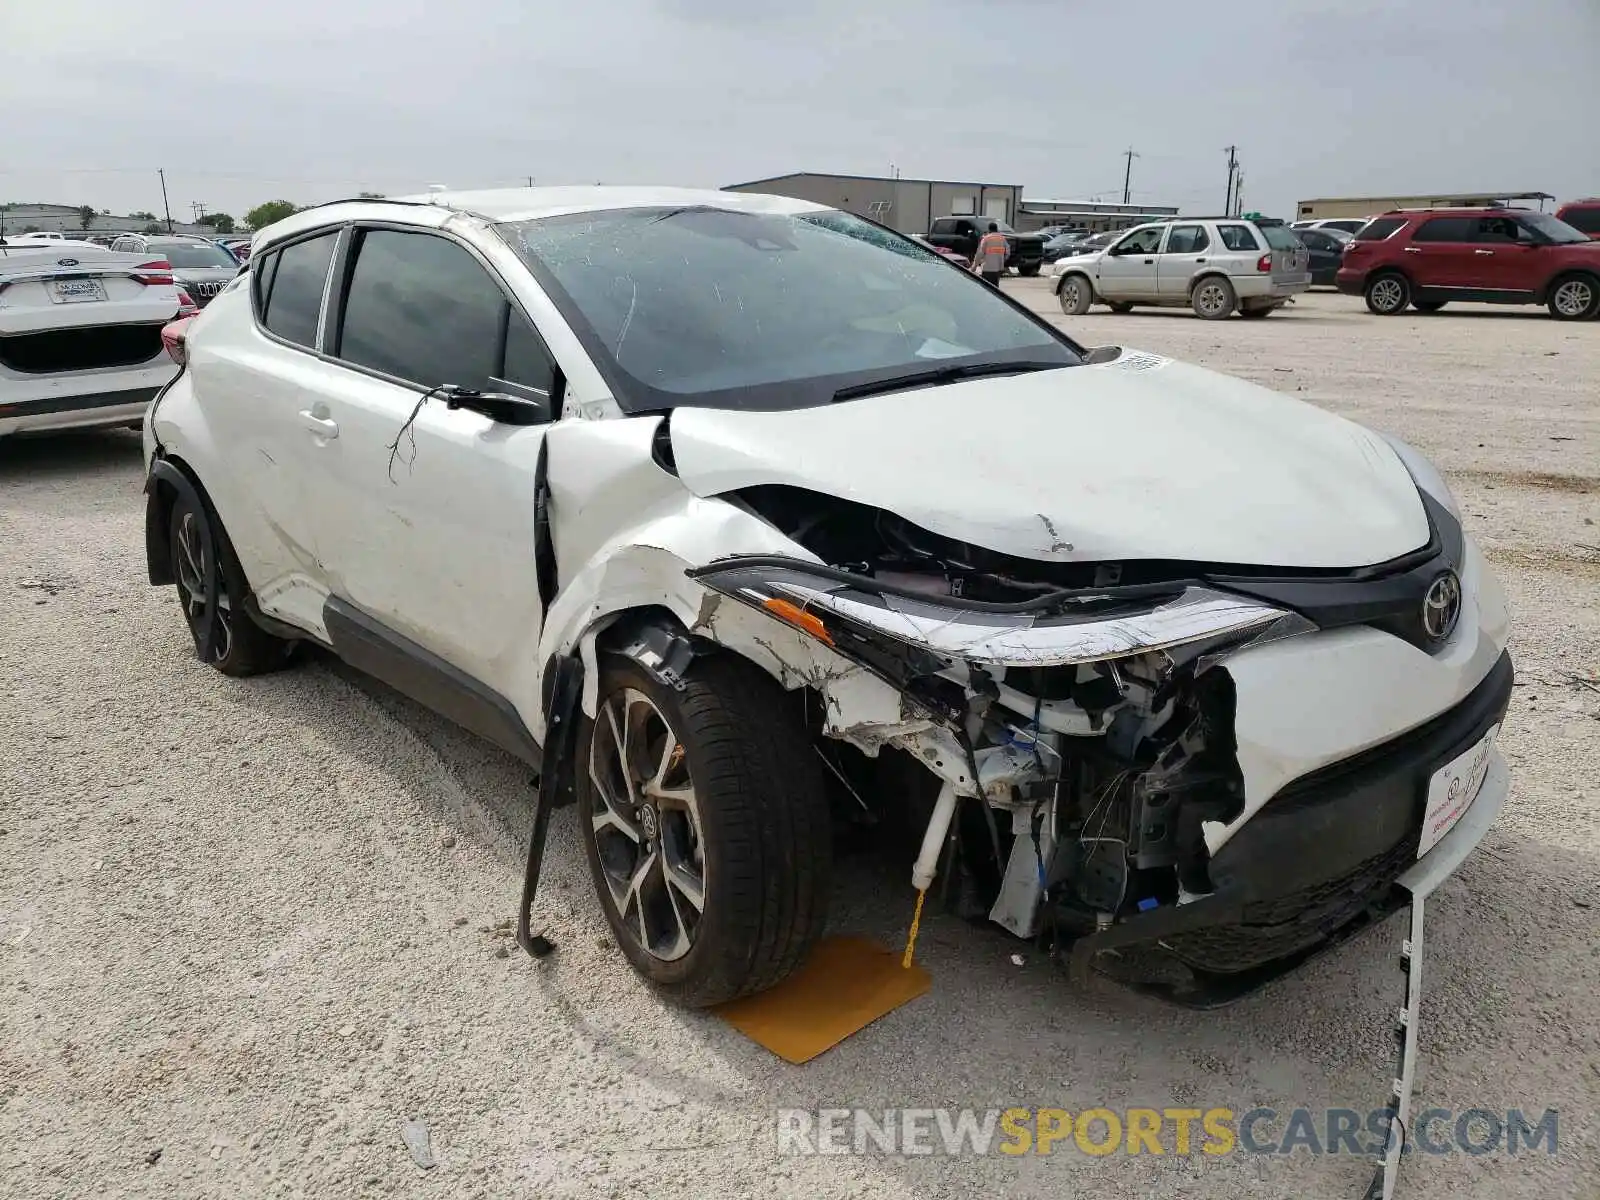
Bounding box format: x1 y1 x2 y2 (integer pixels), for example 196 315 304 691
142 187 1512 1010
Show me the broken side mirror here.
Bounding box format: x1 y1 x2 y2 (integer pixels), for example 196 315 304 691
448 378 554 426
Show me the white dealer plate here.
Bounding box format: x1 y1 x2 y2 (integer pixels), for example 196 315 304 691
51 278 106 303
1418 723 1498 858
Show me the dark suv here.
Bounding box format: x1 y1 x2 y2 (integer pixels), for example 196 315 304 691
1337 208 1600 320
925 216 1046 275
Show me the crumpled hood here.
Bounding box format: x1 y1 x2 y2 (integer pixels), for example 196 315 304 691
667 351 1431 569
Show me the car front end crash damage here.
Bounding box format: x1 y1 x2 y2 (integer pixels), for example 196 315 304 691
683 544 1510 1003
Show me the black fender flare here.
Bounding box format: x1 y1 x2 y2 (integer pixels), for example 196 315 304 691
143 456 222 662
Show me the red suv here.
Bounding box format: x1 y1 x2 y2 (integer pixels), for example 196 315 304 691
1336 207 1600 320
1555 199 1600 239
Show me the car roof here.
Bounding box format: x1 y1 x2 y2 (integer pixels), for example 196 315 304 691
256 186 828 249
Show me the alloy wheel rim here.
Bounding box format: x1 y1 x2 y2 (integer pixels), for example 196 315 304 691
1554 280 1592 316
174 511 232 662
1198 284 1227 315
1064 281 1083 308
589 688 706 962
1371 279 1404 312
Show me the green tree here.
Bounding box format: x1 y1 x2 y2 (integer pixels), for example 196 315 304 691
142 222 164 235
77 204 96 230
357 191 385 199
197 212 236 234
245 200 298 229
129 210 156 220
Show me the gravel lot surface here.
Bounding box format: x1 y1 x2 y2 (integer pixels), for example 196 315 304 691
2 289 1596 1199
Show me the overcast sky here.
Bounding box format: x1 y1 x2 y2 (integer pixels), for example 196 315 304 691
4 0 1597 222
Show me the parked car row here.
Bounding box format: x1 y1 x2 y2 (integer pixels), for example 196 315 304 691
1040 206 1600 321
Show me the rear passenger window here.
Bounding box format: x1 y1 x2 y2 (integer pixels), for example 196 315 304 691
1164 225 1209 254
1411 217 1475 242
259 231 337 348
1217 225 1258 252
1353 217 1405 242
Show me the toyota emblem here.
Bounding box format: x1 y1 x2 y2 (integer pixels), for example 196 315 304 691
1422 570 1462 643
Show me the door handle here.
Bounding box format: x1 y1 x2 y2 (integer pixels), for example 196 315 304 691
298 409 339 439
1195 258 1207 263
1142 258 1154 264
1474 249 1494 255
1403 247 1422 253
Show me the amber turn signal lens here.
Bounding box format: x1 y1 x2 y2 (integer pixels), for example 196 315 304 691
761 597 833 646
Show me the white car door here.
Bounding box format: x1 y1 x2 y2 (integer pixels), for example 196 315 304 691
194 226 345 634
295 225 561 725
1093 225 1165 300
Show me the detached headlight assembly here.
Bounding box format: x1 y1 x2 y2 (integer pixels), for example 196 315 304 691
690 557 1290 670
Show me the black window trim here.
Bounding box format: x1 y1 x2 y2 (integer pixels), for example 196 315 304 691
250 219 564 410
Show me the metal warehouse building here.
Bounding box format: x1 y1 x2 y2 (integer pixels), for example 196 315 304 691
1296 190 1554 220
723 172 1024 237
722 172 1181 236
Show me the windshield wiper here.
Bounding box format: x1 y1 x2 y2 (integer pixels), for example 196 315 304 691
831 360 1067 403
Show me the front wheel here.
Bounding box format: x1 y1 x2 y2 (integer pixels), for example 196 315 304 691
1548 273 1600 321
578 655 832 1008
1364 272 1411 315
1057 275 1094 316
1018 263 1041 277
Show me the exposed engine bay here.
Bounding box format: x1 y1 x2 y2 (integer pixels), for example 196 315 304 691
706 485 1342 992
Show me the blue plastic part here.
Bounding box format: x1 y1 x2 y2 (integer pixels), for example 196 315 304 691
1137 897 1159 912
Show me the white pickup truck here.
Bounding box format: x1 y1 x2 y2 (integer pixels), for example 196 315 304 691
0 239 182 438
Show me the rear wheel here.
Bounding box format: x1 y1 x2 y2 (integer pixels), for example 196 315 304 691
578 655 832 1008
1239 303 1277 319
168 491 296 676
1412 300 1447 313
1107 302 1134 314
1191 276 1237 320
1364 272 1410 315
1547 273 1600 321
1057 274 1094 316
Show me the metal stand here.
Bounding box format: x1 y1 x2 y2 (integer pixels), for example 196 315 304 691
516 655 585 959
1365 894 1425 1200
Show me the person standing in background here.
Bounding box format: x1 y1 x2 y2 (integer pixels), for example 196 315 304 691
972 222 1008 287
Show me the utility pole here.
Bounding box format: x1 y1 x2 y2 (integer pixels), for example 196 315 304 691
190 201 207 225
526 176 534 188
158 168 174 233
1222 146 1238 216
1232 169 1245 217
1121 147 1139 205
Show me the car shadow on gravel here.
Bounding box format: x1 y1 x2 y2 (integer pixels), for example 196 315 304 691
0 427 143 482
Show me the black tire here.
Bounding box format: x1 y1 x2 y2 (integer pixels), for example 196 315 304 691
1018 263 1041 277
578 654 831 1008
1057 274 1094 316
1190 275 1237 319
1239 304 1276 319
1412 300 1447 313
1364 272 1410 315
1107 302 1134 314
1547 273 1600 321
168 490 296 677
